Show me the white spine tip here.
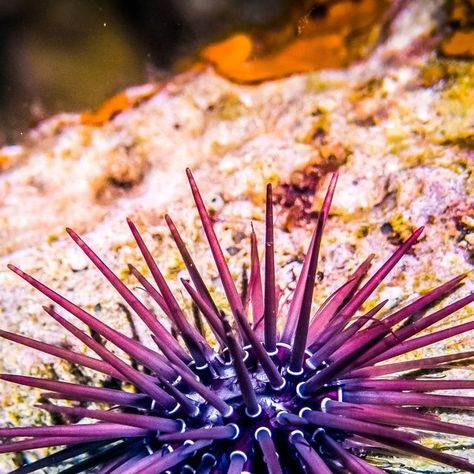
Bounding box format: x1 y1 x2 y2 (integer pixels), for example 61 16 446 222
245 404 262 418
230 450 248 462
167 402 181 415
311 427 325 441
266 346 279 356
201 453 216 466
286 367 304 376
255 426 272 440
217 349 233 366
299 407 311 418
229 423 240 440
320 397 331 413
271 378 287 391
296 382 311 399
276 410 288 424
195 362 209 371
338 386 344 402
289 430 304 441
144 443 153 455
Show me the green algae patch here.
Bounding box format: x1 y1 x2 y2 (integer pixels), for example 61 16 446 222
213 92 248 121
306 73 347 93
428 60 474 147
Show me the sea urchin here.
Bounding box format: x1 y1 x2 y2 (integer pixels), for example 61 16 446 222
2 169 474 473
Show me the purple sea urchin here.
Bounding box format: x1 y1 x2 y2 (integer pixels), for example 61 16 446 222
2 169 474 473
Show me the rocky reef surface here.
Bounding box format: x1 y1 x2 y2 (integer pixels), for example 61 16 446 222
0 0 473 471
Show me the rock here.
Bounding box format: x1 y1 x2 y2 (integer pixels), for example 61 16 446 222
0 1 473 471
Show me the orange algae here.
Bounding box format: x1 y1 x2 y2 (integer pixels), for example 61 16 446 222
199 0 392 83
80 84 160 126
440 0 474 59
70 0 473 130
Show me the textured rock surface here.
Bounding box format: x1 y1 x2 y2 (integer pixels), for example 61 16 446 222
0 0 474 471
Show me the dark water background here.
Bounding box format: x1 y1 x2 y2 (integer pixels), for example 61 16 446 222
0 0 291 144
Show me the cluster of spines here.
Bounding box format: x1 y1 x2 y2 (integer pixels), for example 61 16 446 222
0 169 473 473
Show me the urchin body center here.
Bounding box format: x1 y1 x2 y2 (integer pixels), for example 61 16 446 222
176 343 339 439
